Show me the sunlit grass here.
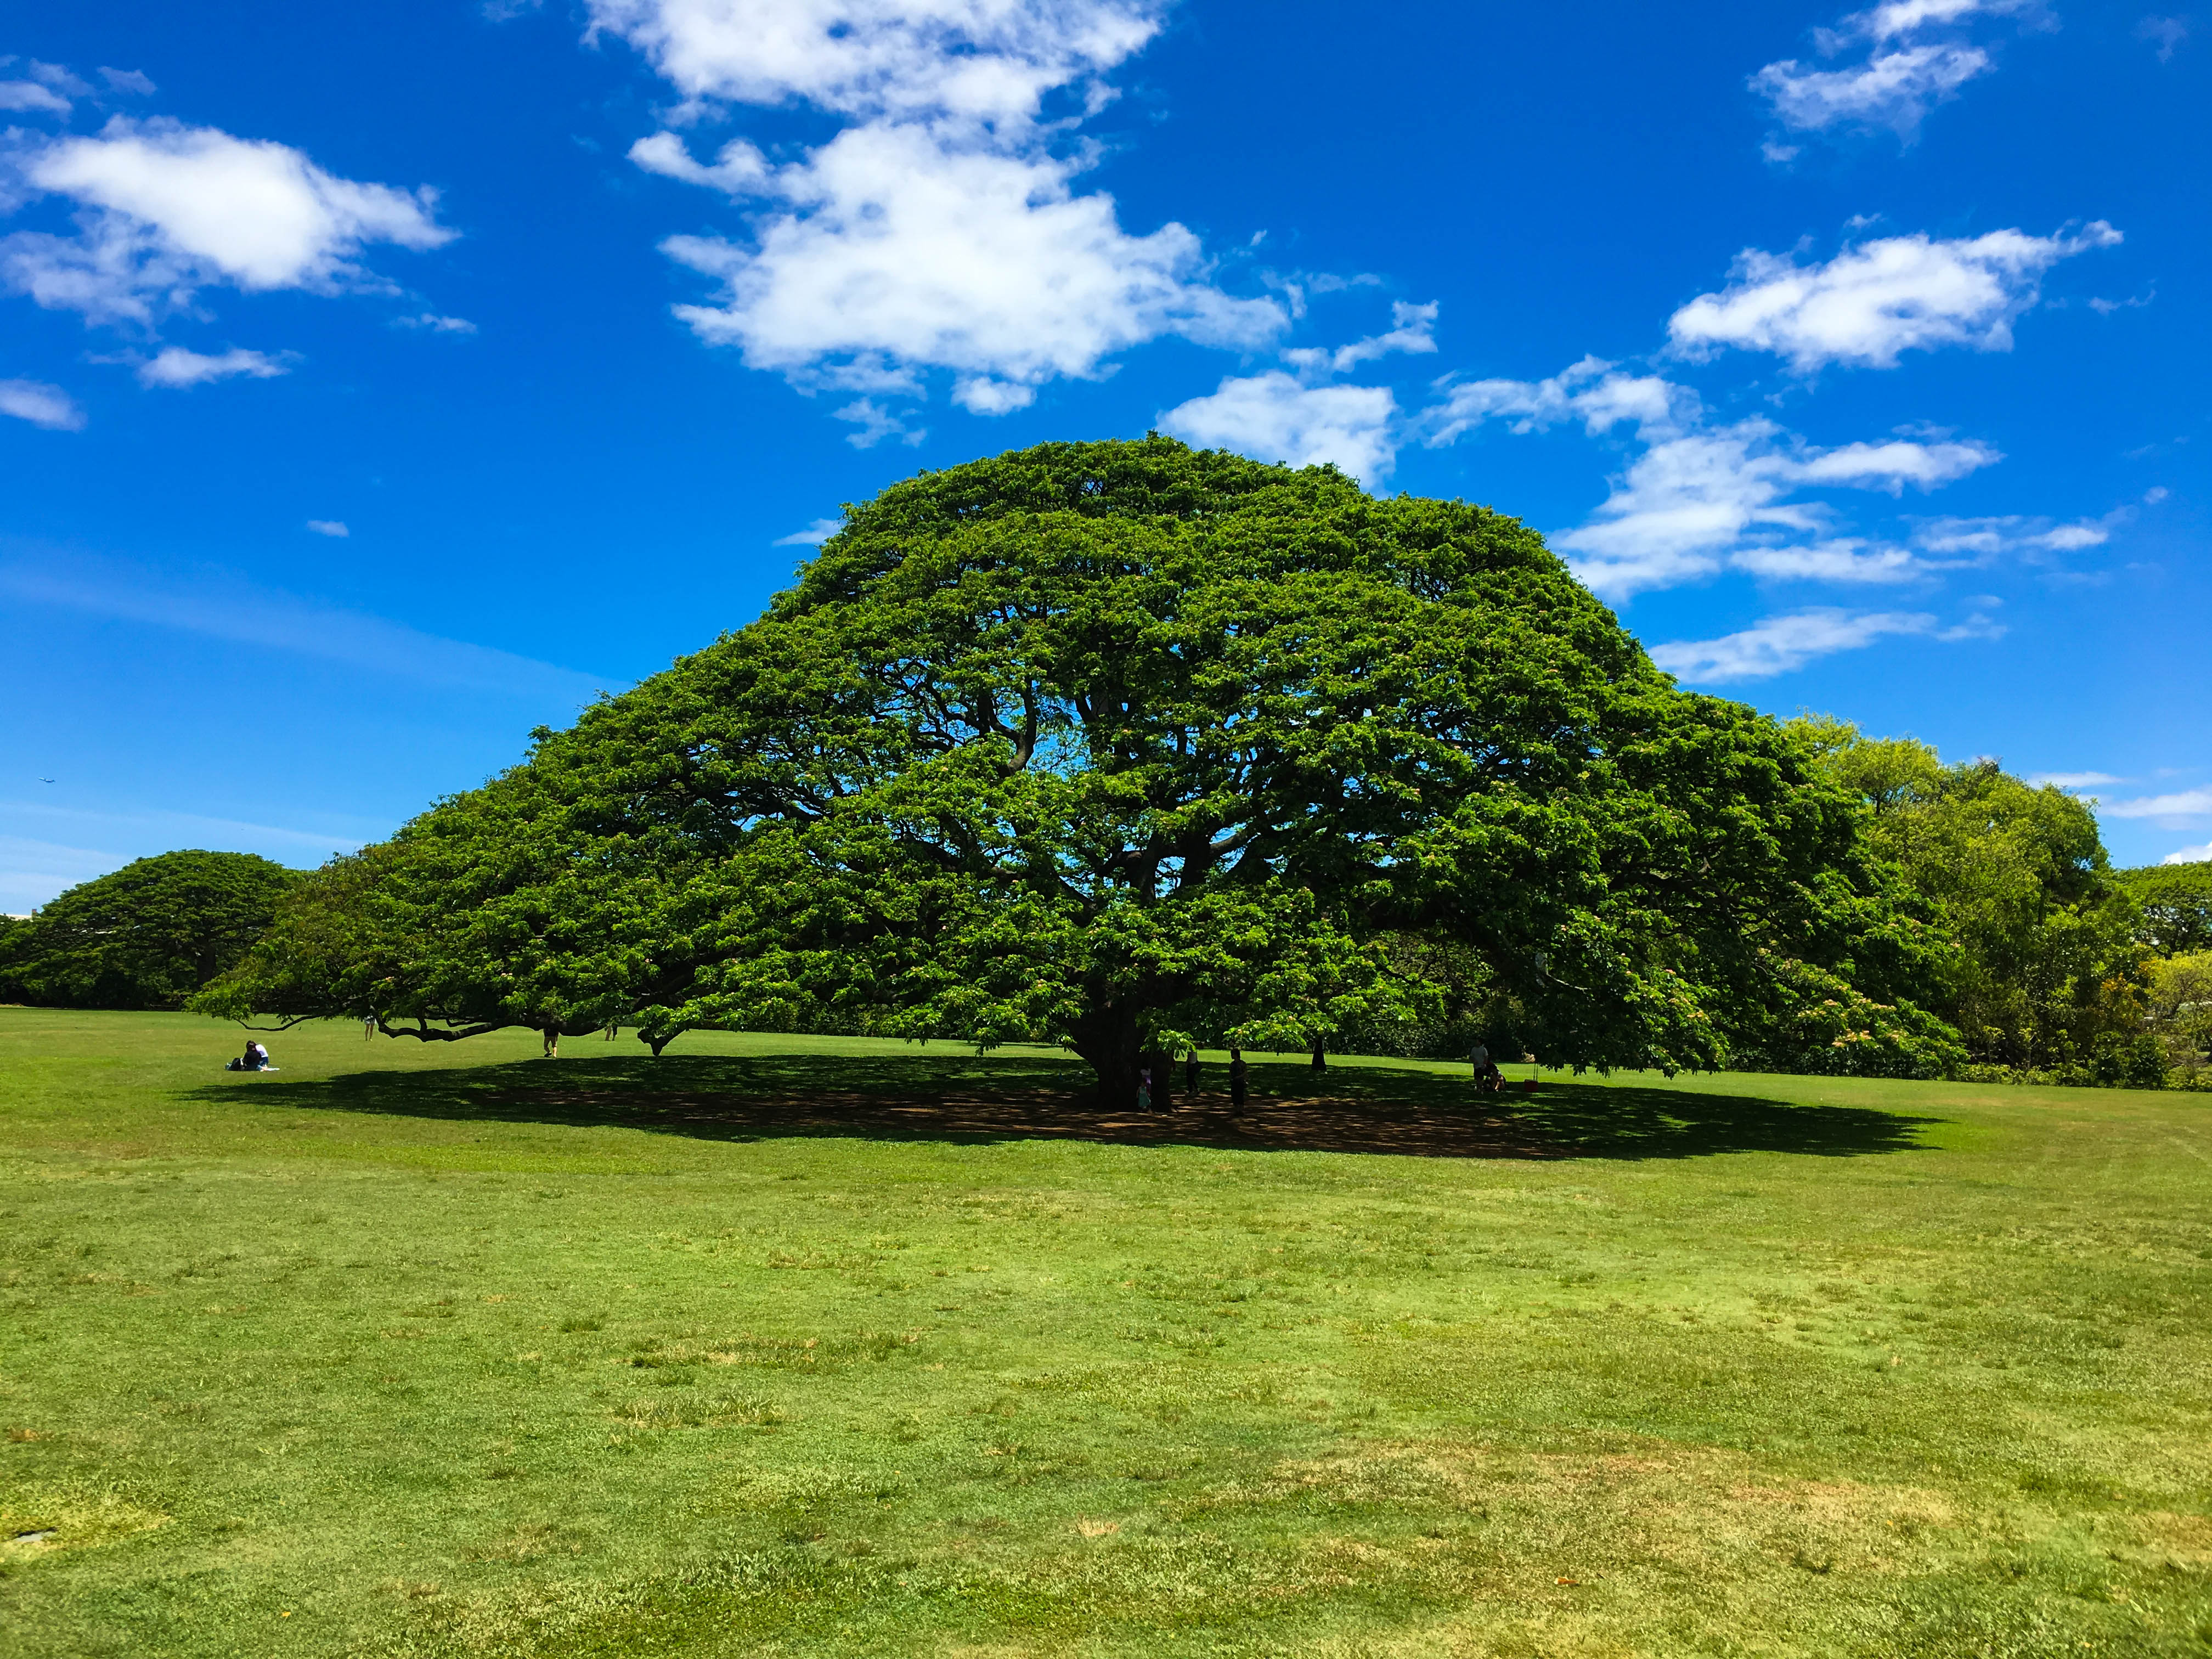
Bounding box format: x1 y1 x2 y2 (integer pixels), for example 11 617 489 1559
3 1008 2209 1656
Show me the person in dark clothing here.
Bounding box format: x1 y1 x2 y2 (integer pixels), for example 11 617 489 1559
1184 1049 1201 1093
1228 1047 1249 1114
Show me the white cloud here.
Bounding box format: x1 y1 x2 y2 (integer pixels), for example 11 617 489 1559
305 519 349 537
99 67 157 96
1159 372 1397 484
650 123 1281 407
2027 771 2124 790
2162 843 2212 866
0 80 71 116
2 116 454 327
0 554 614 700
587 0 1163 127
1751 0 2042 141
606 0 1282 419
773 516 843 545
2102 788 2212 822
392 312 477 333
1649 607 1949 682
0 377 86 430
1668 224 2121 372
136 345 291 387
1425 357 1997 599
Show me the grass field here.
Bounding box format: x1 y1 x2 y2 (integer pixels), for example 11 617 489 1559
3 1008 2209 1658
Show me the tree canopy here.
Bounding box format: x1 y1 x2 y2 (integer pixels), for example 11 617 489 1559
2111 861 2212 958
2 850 302 1011
202 437 1956 1092
1796 720 2151 1071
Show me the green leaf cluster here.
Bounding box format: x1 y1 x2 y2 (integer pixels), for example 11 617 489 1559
201 438 1950 1094
1 850 302 1010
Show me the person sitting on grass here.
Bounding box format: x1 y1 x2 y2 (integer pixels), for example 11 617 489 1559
225 1041 274 1073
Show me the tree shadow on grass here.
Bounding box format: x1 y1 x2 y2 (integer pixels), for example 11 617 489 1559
198 1050 1942 1162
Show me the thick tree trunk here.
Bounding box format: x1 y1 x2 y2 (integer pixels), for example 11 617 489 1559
1069 1005 1143 1109
1311 1040 1327 1070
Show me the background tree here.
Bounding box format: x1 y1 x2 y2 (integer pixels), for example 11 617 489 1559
2111 862 2212 957
3 851 302 1010
1795 720 2148 1070
204 438 1954 1093
2143 952 2212 1081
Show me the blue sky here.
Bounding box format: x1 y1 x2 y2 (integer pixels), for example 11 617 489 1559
1 0 2205 909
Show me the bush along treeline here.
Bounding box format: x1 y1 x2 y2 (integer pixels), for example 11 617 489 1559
0 850 302 1011
193 436 1971 1097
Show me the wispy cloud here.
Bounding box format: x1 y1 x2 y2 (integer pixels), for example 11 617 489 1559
2135 15 2189 60
305 519 349 538
2027 771 2125 790
0 804 380 911
1647 602 2002 682
1422 356 1998 599
2102 788 2212 821
1751 0 2046 145
0 377 86 430
0 833 119 913
0 551 617 701
137 345 292 387
2162 842 2212 866
773 517 843 547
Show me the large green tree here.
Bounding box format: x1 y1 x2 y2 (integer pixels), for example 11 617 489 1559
203 438 1951 1093
2 850 302 1010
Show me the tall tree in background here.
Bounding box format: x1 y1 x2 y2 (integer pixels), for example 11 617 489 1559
2 851 302 1010
203 438 1955 1092
1797 721 2149 1070
2111 862 2212 957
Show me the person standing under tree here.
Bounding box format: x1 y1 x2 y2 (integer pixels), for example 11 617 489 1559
1184 1049 1201 1093
1228 1048 1248 1115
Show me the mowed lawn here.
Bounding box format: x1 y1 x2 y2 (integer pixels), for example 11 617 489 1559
4 1012 2210 1658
